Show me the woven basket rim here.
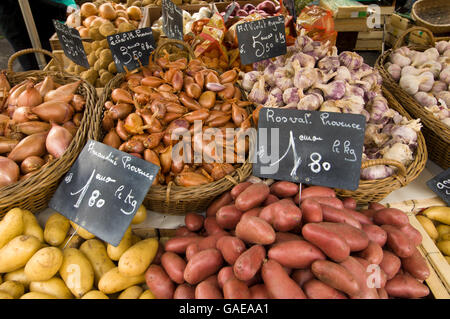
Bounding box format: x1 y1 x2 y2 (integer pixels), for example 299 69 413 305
0 70 101 202
412 0 450 33
375 49 450 142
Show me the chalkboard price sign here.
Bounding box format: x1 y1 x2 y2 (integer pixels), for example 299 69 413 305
162 0 183 41
236 15 287 65
253 108 366 191
52 20 89 68
49 140 160 246
107 27 156 73
427 168 450 206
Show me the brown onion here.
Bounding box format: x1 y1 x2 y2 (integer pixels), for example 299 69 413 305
20 155 45 174
116 120 131 141
80 2 97 18
38 76 54 98
32 101 74 124
103 129 121 149
63 121 78 136
124 113 144 134
126 6 142 21
185 82 202 99
144 149 160 166
172 70 184 92
218 83 236 100
119 140 144 153
102 113 115 132
73 113 83 127
0 156 19 187
6 81 28 109
141 76 164 88
8 132 47 162
45 123 73 159
0 137 19 154
99 3 117 20
0 71 11 92
159 145 172 174
44 80 81 103
199 91 216 109
71 94 85 112
111 88 133 104
12 106 39 123
109 103 133 120
231 103 248 127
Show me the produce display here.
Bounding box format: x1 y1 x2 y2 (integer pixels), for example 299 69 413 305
417 206 450 264
0 206 156 299
242 33 423 181
149 181 430 299
101 53 253 186
0 73 84 187
385 40 450 128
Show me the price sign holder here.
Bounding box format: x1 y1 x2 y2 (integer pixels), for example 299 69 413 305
107 27 156 73
426 168 450 206
49 140 160 246
236 15 287 65
253 108 366 191
223 2 237 23
162 0 183 41
52 20 89 68
284 0 296 18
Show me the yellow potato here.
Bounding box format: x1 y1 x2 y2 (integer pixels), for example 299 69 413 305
107 227 132 261
81 290 109 299
98 267 145 294
44 213 70 246
118 285 143 299
416 215 439 241
437 240 450 256
0 208 24 249
437 224 450 239
4 268 30 289
445 256 450 264
118 238 158 276
422 206 450 225
0 281 25 299
0 235 42 273
21 209 44 242
58 234 84 250
24 247 63 281
79 239 115 285
69 221 95 240
29 277 73 299
59 248 94 298
131 205 147 224
0 291 13 299
20 292 57 299
139 289 155 299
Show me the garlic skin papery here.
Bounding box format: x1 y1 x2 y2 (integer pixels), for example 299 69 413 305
381 142 414 166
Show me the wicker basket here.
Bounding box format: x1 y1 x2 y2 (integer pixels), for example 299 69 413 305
97 41 254 215
335 86 428 204
375 27 449 169
0 48 101 218
412 0 450 34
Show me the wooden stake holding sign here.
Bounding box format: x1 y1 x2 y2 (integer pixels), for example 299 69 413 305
253 108 366 191
49 140 160 246
236 15 287 65
52 20 89 69
427 168 450 206
107 27 157 73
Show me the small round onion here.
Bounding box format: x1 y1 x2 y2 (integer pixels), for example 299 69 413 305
0 156 20 187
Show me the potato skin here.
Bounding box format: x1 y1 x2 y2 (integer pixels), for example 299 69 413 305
4 268 30 289
320 204 362 229
216 205 243 230
249 284 270 299
291 269 315 287
44 213 70 246
300 186 336 200
69 221 95 240
20 292 57 299
379 250 401 280
362 224 387 247
164 236 202 254
381 225 414 258
98 267 145 294
183 249 223 285
270 181 299 198
206 191 233 217
223 278 251 299
24 247 63 281
301 223 350 262
29 277 73 299
79 239 115 285
315 222 369 252
357 241 384 265
22 209 44 242
145 264 175 299
184 212 204 232
303 279 348 299
400 247 430 281
0 235 42 273
161 251 187 284
0 208 24 249
311 260 360 296
118 237 159 276
118 286 144 299
399 224 422 247
0 280 25 299
385 273 429 298
373 208 409 227
81 290 109 299
59 248 94 298
235 182 270 211
131 205 147 225
233 245 265 281
230 182 252 200
259 199 302 232
107 227 133 261
139 290 156 299
339 256 379 299
235 216 276 245
268 240 325 269
261 259 306 299
173 284 195 299
301 199 323 223
195 281 223 299
216 236 246 265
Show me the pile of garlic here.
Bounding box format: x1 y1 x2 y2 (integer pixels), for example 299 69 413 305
385 40 450 128
241 33 422 180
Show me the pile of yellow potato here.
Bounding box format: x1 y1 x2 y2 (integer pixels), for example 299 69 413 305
0 207 159 299
416 206 450 264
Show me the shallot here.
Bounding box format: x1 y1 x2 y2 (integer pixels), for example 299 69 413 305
45 123 73 159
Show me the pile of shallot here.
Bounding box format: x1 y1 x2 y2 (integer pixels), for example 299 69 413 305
385 40 450 128
0 72 83 187
101 54 253 187
241 32 422 180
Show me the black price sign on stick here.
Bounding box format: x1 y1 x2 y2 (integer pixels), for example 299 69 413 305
284 0 296 18
162 0 183 41
253 109 366 191
427 168 450 206
49 140 160 246
223 2 237 23
107 27 156 73
52 20 89 68
236 15 287 65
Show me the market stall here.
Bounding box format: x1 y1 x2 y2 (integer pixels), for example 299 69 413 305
0 0 449 301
